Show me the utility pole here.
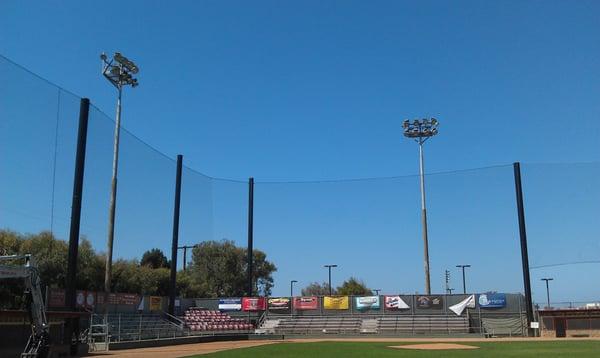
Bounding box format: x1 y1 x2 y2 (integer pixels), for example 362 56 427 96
456 264 471 294
324 264 337 295
177 245 198 271
444 270 451 294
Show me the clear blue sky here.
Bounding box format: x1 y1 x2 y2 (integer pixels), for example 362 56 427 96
1 1 599 303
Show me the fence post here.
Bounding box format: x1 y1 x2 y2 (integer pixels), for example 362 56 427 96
513 162 534 336
247 177 254 296
169 154 183 315
118 314 121 342
138 315 142 341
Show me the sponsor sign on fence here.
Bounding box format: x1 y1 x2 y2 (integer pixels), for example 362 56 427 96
478 293 506 308
268 297 291 312
48 288 65 308
219 298 242 311
149 296 162 311
242 297 266 311
384 296 410 310
293 296 319 310
355 296 380 310
416 295 443 309
118 293 140 305
324 296 349 310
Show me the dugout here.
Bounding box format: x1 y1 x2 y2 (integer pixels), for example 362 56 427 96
538 308 600 338
0 309 89 358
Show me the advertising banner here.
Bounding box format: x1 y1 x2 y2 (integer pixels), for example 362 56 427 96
478 293 506 308
219 298 242 311
323 296 349 310
149 296 162 311
293 296 319 310
242 297 266 311
355 296 380 310
118 293 140 305
416 295 443 309
268 297 291 312
48 288 65 308
449 295 476 316
107 293 119 305
384 296 410 310
76 290 95 308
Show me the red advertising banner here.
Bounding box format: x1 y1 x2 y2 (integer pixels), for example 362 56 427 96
75 290 96 308
242 297 266 311
48 288 65 308
118 293 140 305
107 293 119 305
293 296 318 310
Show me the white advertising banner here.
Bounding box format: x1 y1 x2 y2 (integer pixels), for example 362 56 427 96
449 295 476 316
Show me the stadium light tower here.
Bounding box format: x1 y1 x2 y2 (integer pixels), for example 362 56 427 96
403 118 439 295
456 264 471 294
541 278 553 309
324 264 338 295
100 52 139 294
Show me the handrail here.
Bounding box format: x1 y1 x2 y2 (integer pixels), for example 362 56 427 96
161 311 184 329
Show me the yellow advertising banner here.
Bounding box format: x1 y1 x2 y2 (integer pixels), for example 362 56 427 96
323 296 349 310
149 296 162 311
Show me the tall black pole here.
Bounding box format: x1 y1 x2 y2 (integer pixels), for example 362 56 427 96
168 155 183 315
462 267 467 294
514 162 534 332
183 246 187 271
545 280 550 308
66 98 90 310
328 267 332 295
247 177 254 296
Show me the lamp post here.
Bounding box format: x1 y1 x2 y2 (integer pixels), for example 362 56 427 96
100 52 139 294
324 264 337 295
403 118 439 295
456 264 471 294
291 280 298 297
373 289 381 296
541 278 553 309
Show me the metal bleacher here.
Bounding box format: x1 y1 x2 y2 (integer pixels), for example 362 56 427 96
377 314 470 334
271 316 363 334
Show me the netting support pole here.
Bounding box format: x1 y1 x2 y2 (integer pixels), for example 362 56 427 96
247 177 255 296
66 98 90 310
513 162 534 335
169 154 183 315
65 98 89 354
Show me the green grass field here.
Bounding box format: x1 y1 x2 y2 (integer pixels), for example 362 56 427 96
195 340 600 357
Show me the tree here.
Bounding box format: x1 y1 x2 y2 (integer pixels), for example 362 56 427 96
336 277 372 296
301 282 334 296
188 240 277 297
140 248 170 269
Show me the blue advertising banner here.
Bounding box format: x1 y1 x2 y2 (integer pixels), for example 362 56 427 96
478 293 506 308
355 296 380 310
218 298 241 311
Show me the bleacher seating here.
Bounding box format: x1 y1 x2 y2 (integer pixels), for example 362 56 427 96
183 308 254 332
272 316 362 334
377 315 469 334
101 313 183 341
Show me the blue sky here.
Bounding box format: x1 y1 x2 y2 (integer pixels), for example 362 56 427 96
1 1 599 303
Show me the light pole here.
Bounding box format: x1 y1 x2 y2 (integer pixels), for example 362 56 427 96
324 264 337 295
541 278 553 309
373 289 381 296
100 52 139 294
456 264 471 294
403 118 439 295
291 280 298 297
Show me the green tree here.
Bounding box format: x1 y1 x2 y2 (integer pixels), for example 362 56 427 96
188 240 276 297
140 248 170 269
301 282 334 296
336 277 372 296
